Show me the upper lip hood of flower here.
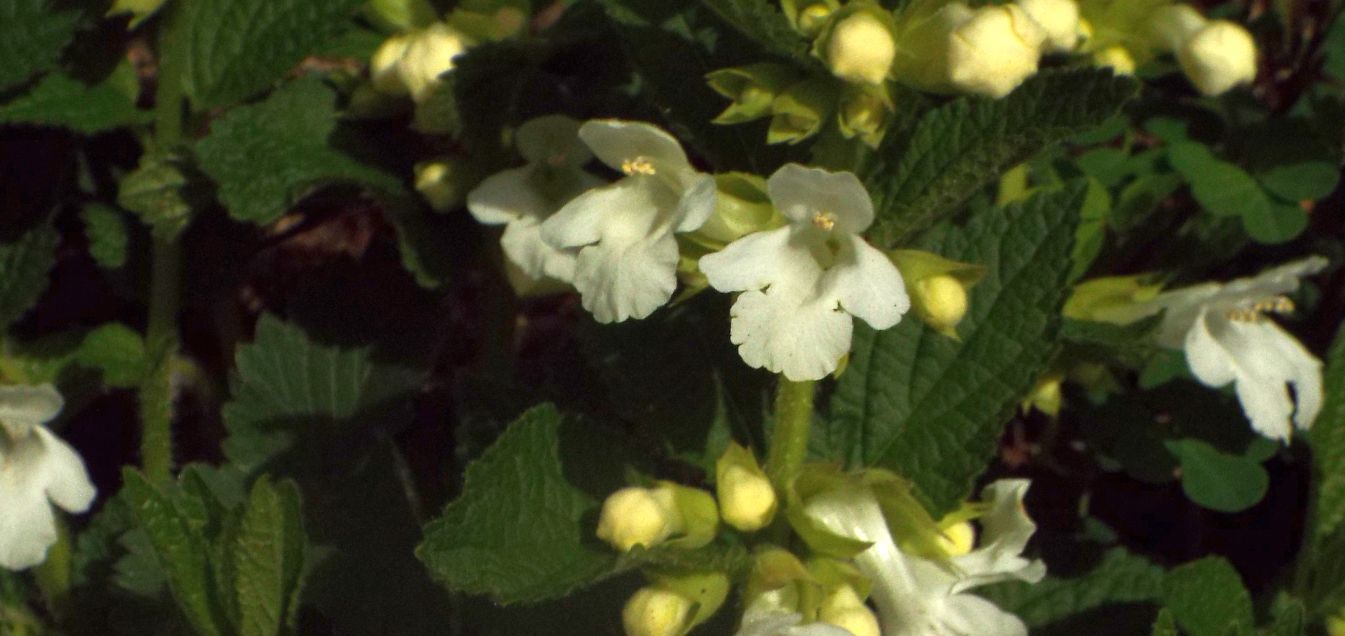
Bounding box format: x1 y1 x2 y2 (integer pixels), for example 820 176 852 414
699 164 908 381
540 120 716 323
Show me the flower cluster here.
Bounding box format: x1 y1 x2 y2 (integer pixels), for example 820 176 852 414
466 116 920 381
593 443 1045 636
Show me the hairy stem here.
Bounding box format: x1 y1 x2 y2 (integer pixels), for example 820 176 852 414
765 378 817 492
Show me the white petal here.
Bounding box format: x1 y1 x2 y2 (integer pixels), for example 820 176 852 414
516 115 591 168
1183 311 1239 387
466 167 548 226
0 384 63 437
728 287 853 381
542 178 663 249
33 427 95 513
672 173 717 233
950 479 1045 592
1224 319 1322 438
579 120 691 174
500 217 576 283
767 164 874 233
819 235 909 330
933 593 1029 636
573 232 679 323
699 227 807 293
1217 255 1328 305
0 435 59 570
737 612 856 636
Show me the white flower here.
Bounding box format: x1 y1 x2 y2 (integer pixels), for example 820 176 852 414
803 480 1044 636
698 164 908 381
1095 257 1328 441
540 120 716 323
467 115 603 290
0 384 96 571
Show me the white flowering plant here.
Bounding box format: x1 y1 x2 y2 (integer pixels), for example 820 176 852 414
0 0 1343 634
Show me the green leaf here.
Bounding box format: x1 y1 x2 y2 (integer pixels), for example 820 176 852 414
1162 557 1254 636
1165 439 1269 513
196 78 402 225
1071 177 1111 281
1167 142 1271 220
864 69 1137 247
121 469 229 636
221 313 422 469
1242 201 1308 245
1151 609 1178 636
418 404 634 604
819 184 1082 515
231 477 308 636
76 323 147 388
1259 162 1340 202
1309 324 1345 547
80 204 129 270
981 547 1165 633
0 219 58 331
0 69 150 133
183 0 363 108
0 0 80 92
697 0 815 66
117 146 209 241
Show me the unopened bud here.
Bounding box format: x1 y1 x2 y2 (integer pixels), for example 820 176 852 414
707 64 796 124
597 487 681 552
1023 374 1063 417
914 275 969 335
716 443 777 532
1148 4 1207 52
1178 20 1257 96
1016 0 1080 52
948 4 1047 98
1093 45 1137 75
797 2 836 37
414 158 467 211
817 585 881 636
825 12 897 85
623 587 694 636
768 78 836 145
370 33 412 96
399 23 470 103
838 85 890 148
695 173 779 245
936 520 976 556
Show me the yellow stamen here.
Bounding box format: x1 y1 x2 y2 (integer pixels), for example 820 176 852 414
621 157 656 176
812 212 837 231
1226 295 1294 322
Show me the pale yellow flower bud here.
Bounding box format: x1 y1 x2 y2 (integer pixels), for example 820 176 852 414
798 3 835 37
399 23 469 103
1148 4 1208 52
914 274 969 334
370 33 412 96
1016 0 1080 52
716 442 777 532
414 159 463 211
948 5 1047 98
936 520 977 556
596 487 680 552
623 587 694 636
818 585 881 636
1093 45 1137 75
1178 20 1257 96
826 13 897 85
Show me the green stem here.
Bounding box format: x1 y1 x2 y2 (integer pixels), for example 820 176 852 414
32 520 72 619
139 238 181 484
139 5 187 485
765 378 816 491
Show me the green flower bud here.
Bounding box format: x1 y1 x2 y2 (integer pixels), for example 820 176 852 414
597 486 681 552
623 587 694 636
821 8 898 85
415 158 463 211
716 443 777 532
1021 372 1063 417
746 546 811 601
1093 45 1137 75
1063 275 1164 323
837 84 892 148
888 250 984 339
662 481 720 549
1147 4 1207 52
817 585 881 636
706 64 797 124
364 0 438 32
782 0 840 37
692 173 781 246
1178 20 1257 96
646 570 731 632
768 78 838 145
